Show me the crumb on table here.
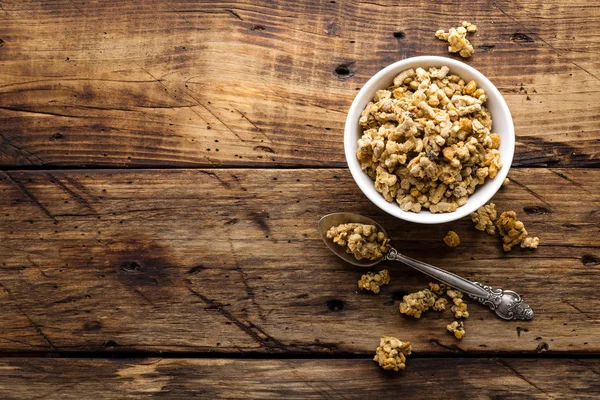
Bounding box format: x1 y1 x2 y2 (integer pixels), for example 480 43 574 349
429 282 448 296
443 230 460 247
447 320 466 339
451 297 470 318
521 236 540 249
433 297 449 311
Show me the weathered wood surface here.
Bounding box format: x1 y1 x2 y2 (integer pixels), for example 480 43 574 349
0 358 598 399
0 168 597 354
0 0 598 168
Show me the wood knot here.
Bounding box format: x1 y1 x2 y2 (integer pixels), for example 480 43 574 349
391 290 408 301
510 33 534 42
84 321 103 331
326 299 344 312
120 261 141 273
523 206 551 215
581 254 599 266
334 62 355 79
536 342 549 353
103 340 119 348
477 44 495 51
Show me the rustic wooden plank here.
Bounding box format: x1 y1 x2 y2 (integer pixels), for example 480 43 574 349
0 168 597 354
0 358 598 399
0 0 598 167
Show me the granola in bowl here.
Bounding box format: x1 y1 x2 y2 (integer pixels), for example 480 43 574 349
356 66 502 214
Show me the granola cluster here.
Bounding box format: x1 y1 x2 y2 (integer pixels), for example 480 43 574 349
399 289 436 318
373 336 412 371
326 223 390 260
497 211 540 251
471 203 498 235
358 269 391 294
470 204 540 251
357 66 502 214
428 282 447 296
433 297 449 311
399 283 469 339
443 230 460 247
447 321 466 339
436 21 478 58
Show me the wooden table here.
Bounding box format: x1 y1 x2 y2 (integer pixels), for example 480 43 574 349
0 0 598 398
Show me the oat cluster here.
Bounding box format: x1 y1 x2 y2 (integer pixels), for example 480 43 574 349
471 203 498 235
443 230 460 247
428 282 447 296
357 66 501 214
326 223 390 261
358 269 391 294
470 204 540 251
436 21 478 58
373 336 412 371
521 236 540 249
497 211 539 251
433 297 449 311
447 320 466 339
445 288 469 318
399 289 436 318
399 283 469 339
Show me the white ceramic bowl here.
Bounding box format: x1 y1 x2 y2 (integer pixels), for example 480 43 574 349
344 56 514 224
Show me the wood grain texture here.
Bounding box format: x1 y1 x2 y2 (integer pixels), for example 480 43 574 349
0 358 598 399
0 0 598 168
0 168 598 354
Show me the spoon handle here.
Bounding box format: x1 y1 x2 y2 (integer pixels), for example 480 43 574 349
383 247 534 320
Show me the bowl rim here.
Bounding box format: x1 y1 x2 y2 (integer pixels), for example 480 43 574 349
344 56 515 224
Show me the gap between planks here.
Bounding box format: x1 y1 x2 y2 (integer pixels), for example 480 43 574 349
0 351 598 360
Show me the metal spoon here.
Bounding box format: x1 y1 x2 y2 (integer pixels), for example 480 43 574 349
319 212 534 321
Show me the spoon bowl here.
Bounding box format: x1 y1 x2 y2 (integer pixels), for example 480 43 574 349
318 212 387 268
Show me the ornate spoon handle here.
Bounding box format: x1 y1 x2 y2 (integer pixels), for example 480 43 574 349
383 247 534 320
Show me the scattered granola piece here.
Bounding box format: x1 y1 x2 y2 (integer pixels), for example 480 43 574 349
471 203 497 235
462 21 477 33
496 211 528 251
428 282 448 296
399 289 436 318
326 223 390 260
358 269 391 294
451 297 470 318
433 297 449 311
357 66 501 214
521 236 540 249
446 288 464 300
502 177 510 186
447 321 466 339
443 231 460 247
436 24 475 58
373 336 412 371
